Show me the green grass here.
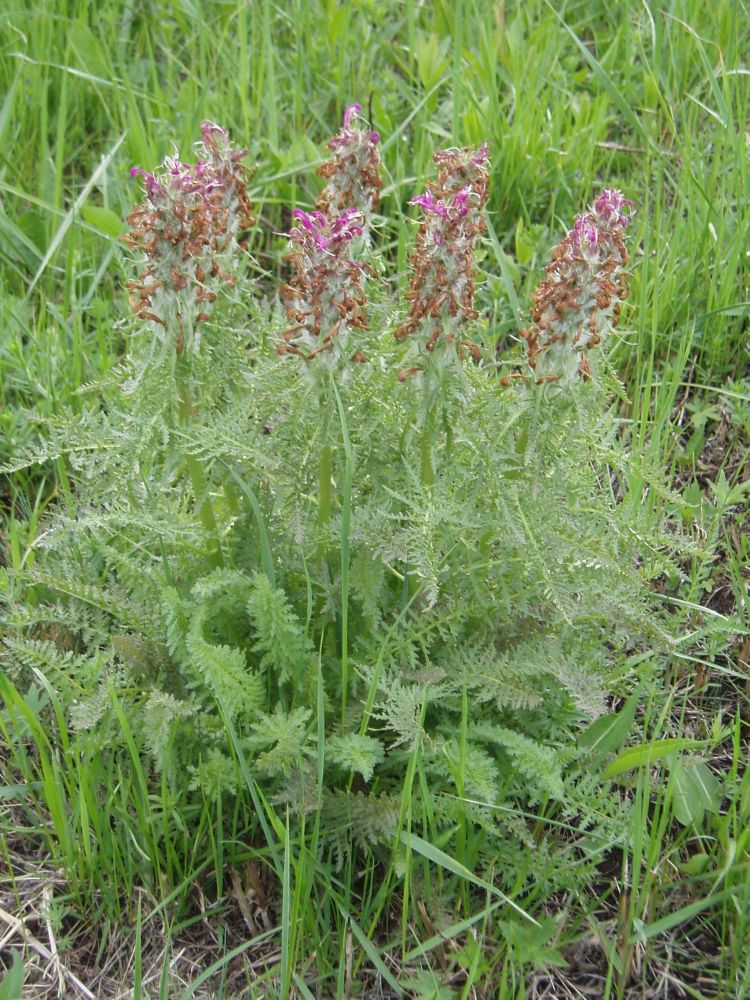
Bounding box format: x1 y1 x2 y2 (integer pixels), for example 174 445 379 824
1 0 748 996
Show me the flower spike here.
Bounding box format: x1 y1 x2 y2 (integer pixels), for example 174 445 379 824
521 188 633 384
124 122 254 352
395 143 490 367
316 103 382 235
280 207 371 366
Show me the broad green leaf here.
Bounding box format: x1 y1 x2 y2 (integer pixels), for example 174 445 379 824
676 852 710 876
82 205 124 238
671 759 722 827
578 693 638 762
0 951 23 1000
602 738 703 780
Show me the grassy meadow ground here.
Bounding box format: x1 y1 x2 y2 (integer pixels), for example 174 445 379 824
0 0 749 996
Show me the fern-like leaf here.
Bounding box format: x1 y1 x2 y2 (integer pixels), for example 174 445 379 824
186 611 263 719
246 573 311 690
327 733 385 782
245 705 314 776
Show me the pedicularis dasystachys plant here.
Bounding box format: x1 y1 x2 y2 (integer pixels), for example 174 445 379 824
3 107 670 895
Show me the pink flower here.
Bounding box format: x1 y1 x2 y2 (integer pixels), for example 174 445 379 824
396 144 490 364
343 103 361 129
471 142 490 165
569 214 600 251
593 188 634 228
409 191 448 218
129 168 163 197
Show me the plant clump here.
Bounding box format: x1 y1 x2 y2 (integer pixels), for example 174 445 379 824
1 110 663 938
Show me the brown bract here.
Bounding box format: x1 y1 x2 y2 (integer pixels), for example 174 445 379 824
123 191 240 344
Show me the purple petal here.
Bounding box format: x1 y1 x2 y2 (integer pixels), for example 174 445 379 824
452 189 470 218
471 141 490 164
592 188 634 226
130 168 163 195
292 208 314 231
200 120 228 145
343 103 361 128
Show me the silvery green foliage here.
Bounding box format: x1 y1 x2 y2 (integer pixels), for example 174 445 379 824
0 119 667 893
0 320 665 881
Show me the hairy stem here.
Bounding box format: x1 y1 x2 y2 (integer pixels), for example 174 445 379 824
176 366 224 569
317 443 333 531
420 377 436 489
420 420 435 488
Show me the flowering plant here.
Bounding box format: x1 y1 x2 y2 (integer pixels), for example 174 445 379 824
3 109 663 961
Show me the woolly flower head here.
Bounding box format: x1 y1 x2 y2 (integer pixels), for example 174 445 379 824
124 121 253 353
394 143 489 373
432 142 490 199
521 188 633 384
316 103 382 233
279 207 370 368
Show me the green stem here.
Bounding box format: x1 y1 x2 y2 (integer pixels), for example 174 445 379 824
176 369 224 569
317 443 333 531
420 375 437 489
420 420 435 488
409 379 436 600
